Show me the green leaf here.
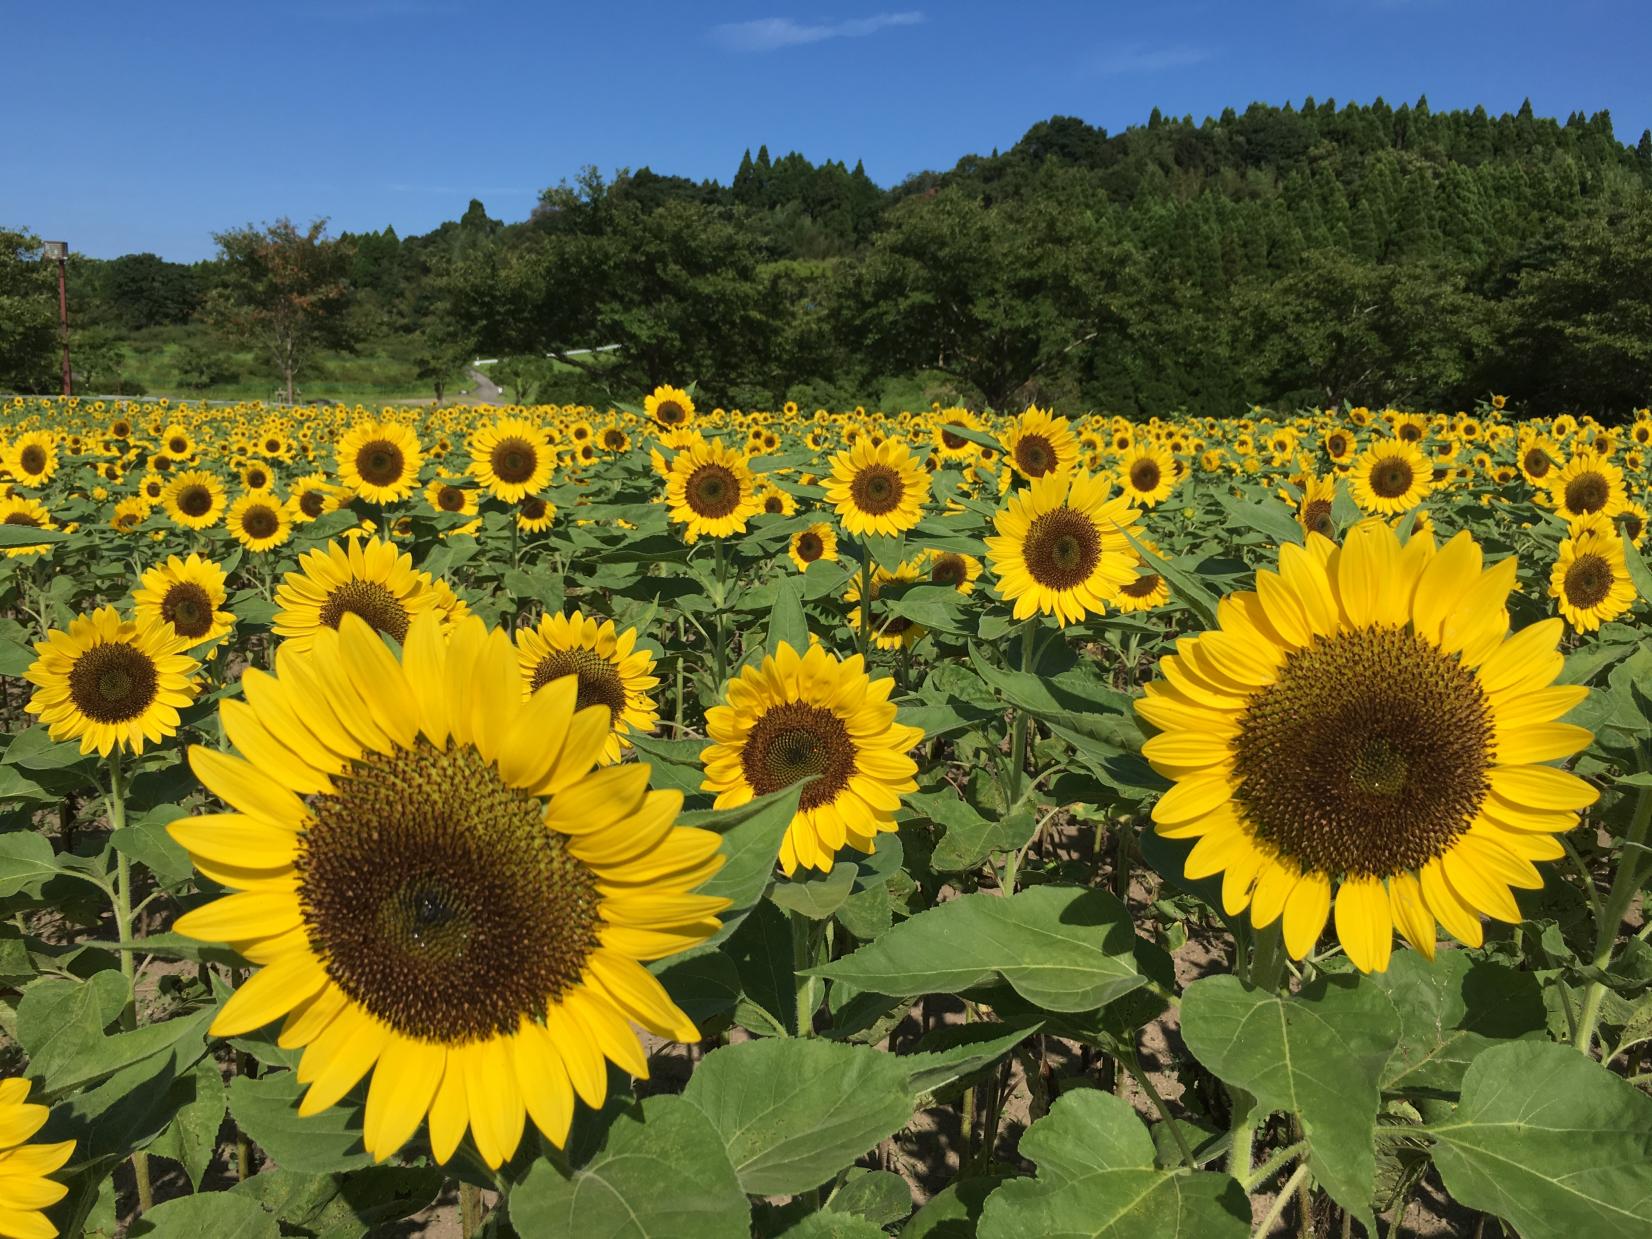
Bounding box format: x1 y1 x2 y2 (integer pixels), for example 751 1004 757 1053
111 804 193 887
127 1191 279 1239
766 573 810 656
627 734 708 795
682 1038 914 1197
683 783 803 949
813 887 1144 1013
726 899 799 1037
977 1090 1248 1238
0 523 68 547
36 1005 216 1102
231 1165 444 1237
769 861 857 920
1429 1040 1652 1239
1215 492 1304 545
899 1021 1040 1101
1623 531 1652 605
1369 951 1546 1093
650 946 741 1036
1179 974 1402 1230
779 1214 888 1239
228 1070 371 1174
147 1059 226 1191
15 972 130 1089
902 1176 1005 1239
508 1094 750 1238
906 791 1036 872
1116 527 1219 628
826 1167 914 1227
0 832 66 898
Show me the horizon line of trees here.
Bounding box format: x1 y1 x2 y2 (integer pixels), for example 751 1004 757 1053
3 96 1652 417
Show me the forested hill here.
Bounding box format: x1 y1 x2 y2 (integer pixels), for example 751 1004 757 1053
18 98 1652 416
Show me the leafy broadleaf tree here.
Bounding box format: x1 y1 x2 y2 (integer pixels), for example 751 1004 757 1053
0 229 61 394
206 218 354 404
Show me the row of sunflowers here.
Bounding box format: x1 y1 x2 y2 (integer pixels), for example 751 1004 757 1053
0 388 1648 1238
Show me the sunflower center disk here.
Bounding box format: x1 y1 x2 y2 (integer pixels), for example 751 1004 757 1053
1564 554 1613 608
1301 499 1334 537
796 533 823 561
68 642 160 723
1371 460 1414 498
1233 626 1493 879
1022 507 1101 590
531 648 627 719
492 440 537 483
243 507 279 539
1524 450 1550 477
297 740 601 1043
299 491 326 518
358 441 405 486
931 555 965 586
1120 573 1162 599
1015 436 1055 477
687 464 740 518
162 583 213 638
1564 473 1609 515
741 702 857 811
849 465 904 515
179 486 214 517
317 580 410 642
1130 460 1161 492
4 512 40 528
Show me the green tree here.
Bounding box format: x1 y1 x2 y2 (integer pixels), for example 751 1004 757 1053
207 219 354 403
0 229 61 394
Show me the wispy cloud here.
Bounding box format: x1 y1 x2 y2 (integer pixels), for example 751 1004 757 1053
1091 42 1214 76
710 11 924 53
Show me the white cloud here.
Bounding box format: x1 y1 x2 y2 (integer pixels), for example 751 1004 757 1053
1092 43 1214 76
710 11 925 53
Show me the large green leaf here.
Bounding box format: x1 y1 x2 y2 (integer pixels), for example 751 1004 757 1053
228 1070 371 1175
1428 1040 1652 1239
1179 974 1401 1230
813 887 1144 1013
1370 950 1546 1093
681 1038 914 1197
127 1192 279 1239
766 573 810 655
508 1095 749 1238
977 1090 1248 1238
682 783 803 949
147 1059 226 1191
0 831 66 898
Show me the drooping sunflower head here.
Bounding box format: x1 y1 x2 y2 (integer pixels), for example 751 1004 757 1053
645 384 696 430
0 1077 75 1236
133 553 235 647
663 435 761 541
1002 406 1078 480
25 606 200 757
1137 520 1597 973
338 420 423 504
168 612 727 1168
788 522 839 572
1296 473 1338 540
516 610 661 764
273 536 441 653
469 416 554 503
702 642 923 875
1350 440 1431 516
161 469 227 530
424 477 477 516
824 437 931 538
228 491 292 553
984 470 1140 627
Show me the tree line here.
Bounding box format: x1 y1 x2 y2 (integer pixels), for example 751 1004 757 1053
4 97 1651 416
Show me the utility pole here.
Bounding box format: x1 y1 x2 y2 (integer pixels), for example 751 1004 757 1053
43 241 71 396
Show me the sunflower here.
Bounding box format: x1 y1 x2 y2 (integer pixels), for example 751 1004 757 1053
4 432 57 487
1296 473 1338 539
755 483 797 517
0 495 55 558
663 436 761 541
1137 520 1597 973
1322 426 1357 465
1118 443 1177 507
918 547 983 594
516 611 661 765
133 554 236 648
789 523 839 572
1108 563 1172 612
844 560 926 651
517 494 556 533
1618 500 1647 549
161 470 227 530
932 409 984 462
1549 450 1627 523
1002 407 1078 480
424 478 478 517
241 461 274 492
228 492 293 554
137 472 168 505
1550 527 1636 633
160 423 197 459
470 417 554 503
984 470 1139 626
25 607 199 757
111 497 151 533
0 1078 75 1239
645 385 696 430
273 537 442 652
597 424 631 454
338 420 423 504
824 438 930 537
701 642 923 875
167 612 725 1167
1349 440 1431 516
289 473 347 524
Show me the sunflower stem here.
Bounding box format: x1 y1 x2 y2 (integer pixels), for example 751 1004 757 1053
1252 1161 1311 1238
1118 1042 1195 1169
712 540 730 688
857 553 874 660
106 750 154 1214
1005 622 1036 807
459 1181 484 1237
1574 779 1652 1056
790 909 822 1036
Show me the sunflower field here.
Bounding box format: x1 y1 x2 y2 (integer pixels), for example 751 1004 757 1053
0 389 1650 1239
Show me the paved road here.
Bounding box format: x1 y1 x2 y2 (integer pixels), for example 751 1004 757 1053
466 366 504 402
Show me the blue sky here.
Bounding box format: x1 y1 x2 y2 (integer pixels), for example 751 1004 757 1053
5 0 1649 261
